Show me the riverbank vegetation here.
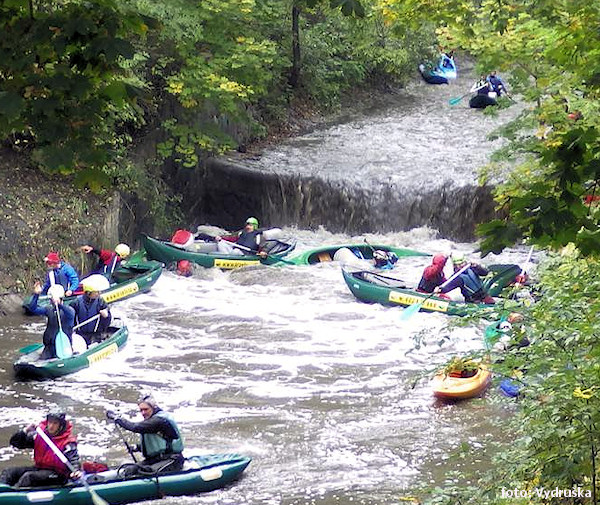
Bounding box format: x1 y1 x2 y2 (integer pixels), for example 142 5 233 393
412 0 600 502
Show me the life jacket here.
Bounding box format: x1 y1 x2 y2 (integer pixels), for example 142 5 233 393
96 250 122 275
171 230 194 247
74 296 102 333
49 265 71 292
33 420 77 475
236 230 261 253
418 255 447 292
141 412 184 459
459 268 485 301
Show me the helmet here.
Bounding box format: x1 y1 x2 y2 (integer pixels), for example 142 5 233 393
115 243 130 258
47 284 65 300
452 253 465 265
245 217 259 228
373 250 387 261
176 260 192 277
81 274 110 293
46 410 67 431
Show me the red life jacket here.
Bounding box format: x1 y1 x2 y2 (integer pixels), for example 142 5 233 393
34 420 77 475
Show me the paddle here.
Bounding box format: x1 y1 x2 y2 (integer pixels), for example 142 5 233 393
399 263 471 321
35 426 109 505
73 313 101 331
449 83 487 106
18 343 44 354
54 302 73 359
229 242 296 266
112 423 138 463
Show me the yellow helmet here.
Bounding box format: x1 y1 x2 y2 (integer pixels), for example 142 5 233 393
115 243 130 258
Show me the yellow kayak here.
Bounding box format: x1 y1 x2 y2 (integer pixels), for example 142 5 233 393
431 366 492 400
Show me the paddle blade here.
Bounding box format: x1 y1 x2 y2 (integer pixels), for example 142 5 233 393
55 331 73 359
19 343 44 354
449 96 463 106
399 302 423 321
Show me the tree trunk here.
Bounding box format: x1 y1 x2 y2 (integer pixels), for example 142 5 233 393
289 4 301 88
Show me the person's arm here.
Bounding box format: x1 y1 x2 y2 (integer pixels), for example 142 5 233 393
63 442 81 471
115 415 178 438
64 265 80 294
472 264 489 276
10 427 35 449
439 276 462 294
25 292 47 316
61 304 76 327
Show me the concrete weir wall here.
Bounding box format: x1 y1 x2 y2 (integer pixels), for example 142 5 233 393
166 157 496 241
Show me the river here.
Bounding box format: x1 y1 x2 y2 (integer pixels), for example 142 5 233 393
0 61 528 504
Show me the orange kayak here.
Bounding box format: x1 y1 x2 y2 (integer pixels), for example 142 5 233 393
431 366 492 400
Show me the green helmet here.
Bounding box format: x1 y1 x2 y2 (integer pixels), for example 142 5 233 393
245 217 259 228
452 253 465 265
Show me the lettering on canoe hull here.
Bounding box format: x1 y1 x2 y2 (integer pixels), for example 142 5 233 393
102 283 139 303
214 259 260 269
87 343 119 365
388 291 450 313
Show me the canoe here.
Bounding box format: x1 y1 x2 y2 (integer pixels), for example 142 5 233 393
469 93 497 109
342 264 521 316
418 64 449 85
14 320 128 380
0 453 251 505
432 366 492 400
22 251 163 315
142 233 296 269
286 243 429 265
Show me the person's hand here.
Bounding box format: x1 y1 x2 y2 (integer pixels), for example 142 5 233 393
433 287 442 294
99 309 109 318
24 423 36 433
70 470 82 480
106 410 118 421
81 245 93 254
33 282 42 295
258 251 268 259
65 290 73 297
214 236 222 242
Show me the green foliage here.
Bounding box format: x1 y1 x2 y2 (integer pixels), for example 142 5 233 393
0 0 147 187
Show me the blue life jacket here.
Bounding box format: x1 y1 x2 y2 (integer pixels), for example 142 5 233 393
459 269 485 301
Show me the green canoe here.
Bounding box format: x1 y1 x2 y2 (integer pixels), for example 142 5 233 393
142 233 296 269
285 243 430 265
342 264 521 317
23 251 163 315
0 453 251 505
14 322 129 380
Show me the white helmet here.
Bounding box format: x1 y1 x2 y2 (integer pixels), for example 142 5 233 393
47 284 65 301
115 243 130 258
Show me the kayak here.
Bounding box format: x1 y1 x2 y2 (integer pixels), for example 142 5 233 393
342 264 521 317
432 365 492 400
418 64 449 85
142 233 296 269
0 453 251 505
469 93 497 109
22 251 163 315
286 243 429 265
14 321 128 380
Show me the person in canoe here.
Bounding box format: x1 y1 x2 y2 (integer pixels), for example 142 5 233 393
214 217 267 257
106 393 184 476
487 70 507 96
372 250 399 270
80 242 131 278
0 410 81 488
72 280 111 346
434 253 495 304
25 284 76 359
41 251 79 297
417 254 449 296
